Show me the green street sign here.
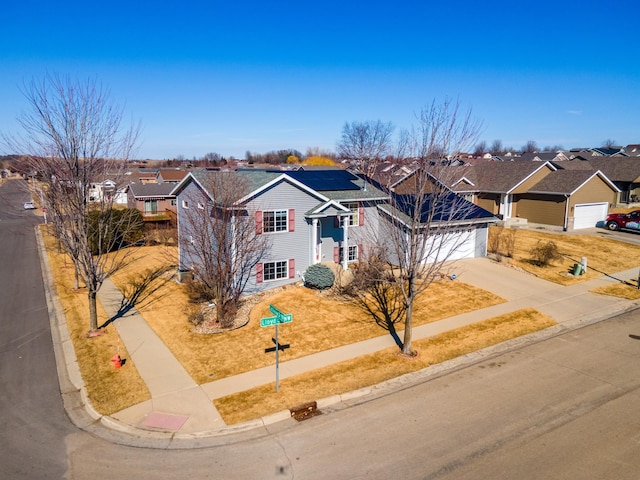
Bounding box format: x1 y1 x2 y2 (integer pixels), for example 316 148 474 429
269 304 283 316
260 316 278 327
260 314 292 327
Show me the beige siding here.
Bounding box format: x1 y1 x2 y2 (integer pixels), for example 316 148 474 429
514 194 566 226
476 193 500 214
568 176 616 210
393 175 439 195
510 166 554 194
393 176 416 194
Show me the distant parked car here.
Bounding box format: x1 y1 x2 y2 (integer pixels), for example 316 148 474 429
23 201 35 210
605 210 640 231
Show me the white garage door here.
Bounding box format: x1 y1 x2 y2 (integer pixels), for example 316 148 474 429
574 203 608 229
423 227 477 263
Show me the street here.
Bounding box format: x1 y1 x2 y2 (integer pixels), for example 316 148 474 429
0 179 75 478
2 178 640 479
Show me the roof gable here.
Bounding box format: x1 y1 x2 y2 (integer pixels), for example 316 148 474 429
528 170 619 195
128 182 176 198
305 200 350 218
465 160 557 193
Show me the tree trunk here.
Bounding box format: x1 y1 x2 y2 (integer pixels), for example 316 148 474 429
88 289 98 332
401 275 415 356
401 301 414 356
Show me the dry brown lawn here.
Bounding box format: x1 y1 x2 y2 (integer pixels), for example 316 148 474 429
214 308 556 424
490 226 640 285
41 229 150 415
591 281 640 300
109 246 506 384
610 206 639 214
48 224 640 417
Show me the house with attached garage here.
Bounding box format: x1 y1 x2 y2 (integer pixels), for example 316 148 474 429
444 160 619 230
378 190 497 265
171 168 497 294
552 156 640 205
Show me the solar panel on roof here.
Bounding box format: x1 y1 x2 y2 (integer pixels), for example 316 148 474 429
285 170 361 191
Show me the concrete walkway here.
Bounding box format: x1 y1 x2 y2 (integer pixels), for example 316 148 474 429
100 257 640 436
98 278 226 433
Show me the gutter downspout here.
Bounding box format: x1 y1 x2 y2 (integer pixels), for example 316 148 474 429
563 194 570 231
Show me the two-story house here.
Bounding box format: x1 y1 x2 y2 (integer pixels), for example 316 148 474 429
172 168 499 295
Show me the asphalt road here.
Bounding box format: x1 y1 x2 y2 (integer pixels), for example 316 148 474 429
0 179 75 479
3 177 640 479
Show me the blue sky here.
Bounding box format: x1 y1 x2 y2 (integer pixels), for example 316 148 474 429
1 1 638 159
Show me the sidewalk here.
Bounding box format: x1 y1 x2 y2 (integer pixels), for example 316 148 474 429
98 278 226 434
41 227 640 442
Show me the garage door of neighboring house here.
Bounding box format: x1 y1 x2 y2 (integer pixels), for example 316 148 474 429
423 227 477 263
573 203 608 229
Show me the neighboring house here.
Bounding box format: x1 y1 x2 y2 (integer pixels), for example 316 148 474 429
171 168 496 295
126 182 177 221
588 147 627 157
624 144 640 156
530 154 640 205
444 160 618 230
514 169 618 230
157 169 188 184
518 151 570 163
578 157 640 204
88 179 127 205
128 168 159 184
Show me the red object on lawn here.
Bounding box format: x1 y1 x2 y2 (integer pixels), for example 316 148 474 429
111 354 122 369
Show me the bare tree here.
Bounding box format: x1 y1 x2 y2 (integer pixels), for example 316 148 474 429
490 139 504 155
2 74 141 333
338 120 394 184
542 144 564 152
178 172 270 325
601 139 617 148
522 140 538 153
473 140 487 157
352 99 484 356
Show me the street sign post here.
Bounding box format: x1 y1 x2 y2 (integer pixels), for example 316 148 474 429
260 304 293 392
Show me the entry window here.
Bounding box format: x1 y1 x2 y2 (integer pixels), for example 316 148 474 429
263 210 288 233
343 202 359 226
339 245 359 263
264 260 288 281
